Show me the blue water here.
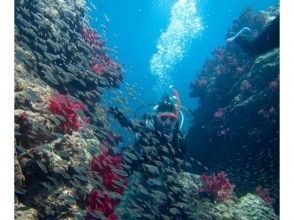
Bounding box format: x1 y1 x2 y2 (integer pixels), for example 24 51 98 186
89 0 278 133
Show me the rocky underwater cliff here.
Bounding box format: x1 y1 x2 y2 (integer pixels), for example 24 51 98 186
14 0 279 219
15 0 124 219
187 6 280 216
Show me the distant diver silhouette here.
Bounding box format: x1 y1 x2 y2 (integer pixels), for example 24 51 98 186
227 15 279 56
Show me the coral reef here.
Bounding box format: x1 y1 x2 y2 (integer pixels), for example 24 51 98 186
15 202 38 220
237 193 278 220
15 0 280 219
199 172 235 201
187 6 279 213
90 149 127 194
81 25 123 88
88 149 127 219
15 0 125 219
177 172 278 220
49 93 88 134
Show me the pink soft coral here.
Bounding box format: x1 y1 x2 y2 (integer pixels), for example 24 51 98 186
199 171 235 201
213 108 226 120
82 24 124 88
91 54 123 79
82 26 105 49
49 94 87 133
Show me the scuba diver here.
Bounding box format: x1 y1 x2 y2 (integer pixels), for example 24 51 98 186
108 88 186 173
227 14 279 56
108 88 189 219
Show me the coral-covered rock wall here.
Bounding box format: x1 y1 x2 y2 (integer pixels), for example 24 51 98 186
15 0 124 219
187 7 279 210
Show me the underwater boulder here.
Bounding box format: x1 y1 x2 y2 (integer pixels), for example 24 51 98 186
175 172 278 220
15 202 38 220
236 193 278 220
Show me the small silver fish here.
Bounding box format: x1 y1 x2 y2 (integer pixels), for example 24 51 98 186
44 52 60 62
47 176 58 186
22 8 30 17
147 178 162 186
124 151 138 161
67 10 76 18
170 207 181 215
47 39 60 52
16 145 28 153
111 168 128 177
26 90 40 102
44 73 59 85
108 191 123 200
74 174 88 182
24 28 38 40
38 63 53 73
89 211 107 220
17 14 31 28
15 187 27 195
36 161 48 173
32 12 43 22
39 182 53 191
74 211 87 220
40 144 52 153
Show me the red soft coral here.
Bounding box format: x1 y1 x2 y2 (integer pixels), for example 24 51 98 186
87 190 119 220
90 150 127 194
199 171 235 201
49 94 87 133
88 150 128 219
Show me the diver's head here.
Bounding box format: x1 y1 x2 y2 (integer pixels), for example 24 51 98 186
154 95 179 130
